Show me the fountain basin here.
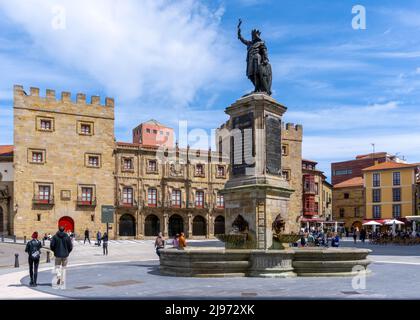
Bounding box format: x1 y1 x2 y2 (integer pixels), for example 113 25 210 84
159 247 371 278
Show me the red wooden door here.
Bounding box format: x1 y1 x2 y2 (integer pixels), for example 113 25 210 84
58 216 74 232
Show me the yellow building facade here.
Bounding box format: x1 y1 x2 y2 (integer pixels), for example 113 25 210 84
363 162 419 220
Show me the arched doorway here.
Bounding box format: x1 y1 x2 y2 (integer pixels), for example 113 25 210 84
119 214 136 237
0 206 4 233
145 214 160 236
214 215 225 235
58 216 74 233
193 215 206 236
169 214 183 237
352 221 362 231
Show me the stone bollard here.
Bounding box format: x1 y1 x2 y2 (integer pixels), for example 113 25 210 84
24 236 27 244
14 254 19 268
1 235 4 242
46 251 51 263
13 235 16 243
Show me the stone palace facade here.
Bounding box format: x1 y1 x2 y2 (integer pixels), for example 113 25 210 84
7 85 304 239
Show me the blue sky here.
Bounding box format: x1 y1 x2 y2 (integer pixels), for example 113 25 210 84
1 0 420 180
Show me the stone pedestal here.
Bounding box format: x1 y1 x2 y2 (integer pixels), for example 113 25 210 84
220 94 297 250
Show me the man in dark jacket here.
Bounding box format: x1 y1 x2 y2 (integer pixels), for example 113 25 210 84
50 226 73 287
84 228 91 244
25 231 42 287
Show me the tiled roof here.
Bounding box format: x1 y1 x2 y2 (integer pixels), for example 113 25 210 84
362 162 418 172
0 145 13 156
334 177 364 188
143 119 168 127
302 158 318 164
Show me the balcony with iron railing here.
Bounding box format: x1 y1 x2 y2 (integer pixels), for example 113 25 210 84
77 197 97 207
117 198 138 209
33 195 54 205
164 200 185 209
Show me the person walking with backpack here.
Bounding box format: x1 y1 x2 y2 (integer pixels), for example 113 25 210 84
50 226 73 288
25 232 42 287
84 228 91 244
101 232 109 256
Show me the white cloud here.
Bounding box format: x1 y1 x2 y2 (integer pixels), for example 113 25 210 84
0 0 238 106
286 101 408 131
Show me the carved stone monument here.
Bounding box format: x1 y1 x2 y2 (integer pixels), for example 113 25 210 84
220 93 298 250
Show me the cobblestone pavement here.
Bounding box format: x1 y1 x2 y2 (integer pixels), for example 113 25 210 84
0 244 29 268
20 261 420 299
0 239 419 299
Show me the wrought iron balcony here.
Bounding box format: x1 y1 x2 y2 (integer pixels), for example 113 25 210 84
33 195 54 205
117 199 138 209
77 197 97 207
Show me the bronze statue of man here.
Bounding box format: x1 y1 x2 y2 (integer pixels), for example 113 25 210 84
237 19 272 95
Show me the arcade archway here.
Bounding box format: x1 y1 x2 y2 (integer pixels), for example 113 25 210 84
119 214 136 237
214 215 225 235
168 214 183 237
192 215 206 236
145 214 160 236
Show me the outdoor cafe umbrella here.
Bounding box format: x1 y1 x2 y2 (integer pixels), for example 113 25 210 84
384 219 404 235
363 221 382 232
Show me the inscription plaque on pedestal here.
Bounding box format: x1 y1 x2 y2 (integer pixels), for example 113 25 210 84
231 113 255 176
265 115 281 175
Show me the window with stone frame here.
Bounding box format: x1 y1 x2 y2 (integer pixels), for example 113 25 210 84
32 151 43 163
171 189 181 208
81 187 93 203
36 116 54 132
195 164 205 177
78 121 94 136
148 188 157 207
339 208 345 218
281 144 288 156
147 160 158 173
37 185 51 203
282 169 291 181
40 119 52 130
88 155 100 167
122 158 134 171
216 165 225 177
122 187 133 205
81 124 92 134
216 193 224 208
195 190 205 208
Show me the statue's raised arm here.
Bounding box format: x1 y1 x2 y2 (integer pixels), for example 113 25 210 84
237 19 251 46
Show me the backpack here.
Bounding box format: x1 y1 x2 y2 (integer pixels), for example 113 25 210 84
30 240 41 259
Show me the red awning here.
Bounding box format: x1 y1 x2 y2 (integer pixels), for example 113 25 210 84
300 218 325 222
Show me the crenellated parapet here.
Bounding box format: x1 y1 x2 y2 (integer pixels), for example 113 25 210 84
13 85 115 108
282 122 303 141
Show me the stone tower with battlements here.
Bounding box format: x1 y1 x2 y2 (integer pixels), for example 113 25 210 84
13 85 115 238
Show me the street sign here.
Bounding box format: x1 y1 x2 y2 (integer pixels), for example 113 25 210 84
101 205 115 223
